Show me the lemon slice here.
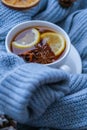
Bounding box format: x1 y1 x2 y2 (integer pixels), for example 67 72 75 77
2 0 40 9
41 32 66 56
12 28 40 49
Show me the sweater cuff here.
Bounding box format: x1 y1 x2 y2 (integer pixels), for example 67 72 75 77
0 63 70 123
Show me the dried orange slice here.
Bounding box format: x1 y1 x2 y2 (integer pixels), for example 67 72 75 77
2 0 40 9
12 28 40 49
41 32 66 56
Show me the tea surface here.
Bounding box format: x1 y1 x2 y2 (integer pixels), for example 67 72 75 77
11 26 66 64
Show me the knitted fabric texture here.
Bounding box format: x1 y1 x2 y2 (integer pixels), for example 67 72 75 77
1 0 87 129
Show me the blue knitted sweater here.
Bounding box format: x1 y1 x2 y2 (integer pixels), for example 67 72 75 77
1 0 87 129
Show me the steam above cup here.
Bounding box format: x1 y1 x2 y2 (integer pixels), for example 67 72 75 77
5 20 71 73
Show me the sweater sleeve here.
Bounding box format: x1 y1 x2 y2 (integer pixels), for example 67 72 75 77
0 58 70 123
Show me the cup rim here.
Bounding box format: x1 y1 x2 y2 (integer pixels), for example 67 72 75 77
5 20 71 65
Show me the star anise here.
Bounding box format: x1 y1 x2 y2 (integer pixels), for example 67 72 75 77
59 0 77 8
19 43 57 64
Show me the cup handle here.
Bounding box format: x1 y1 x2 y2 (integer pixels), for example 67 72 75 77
59 65 71 73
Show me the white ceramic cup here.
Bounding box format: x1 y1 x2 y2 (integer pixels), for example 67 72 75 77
5 20 71 72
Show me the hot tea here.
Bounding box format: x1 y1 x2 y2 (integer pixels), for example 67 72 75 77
10 26 66 64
